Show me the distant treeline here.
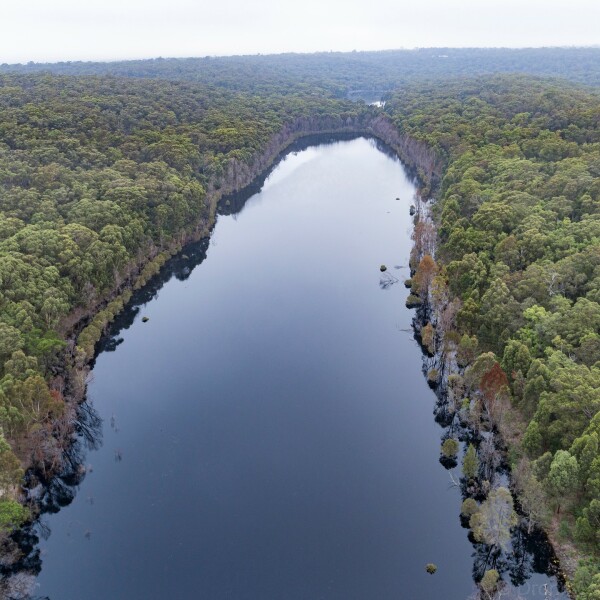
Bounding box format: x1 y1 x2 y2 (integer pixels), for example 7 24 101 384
2 47 600 95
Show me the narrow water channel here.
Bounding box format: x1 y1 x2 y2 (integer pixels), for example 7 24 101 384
27 137 564 599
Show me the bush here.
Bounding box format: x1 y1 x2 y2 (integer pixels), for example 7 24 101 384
406 294 422 308
441 438 460 458
480 570 499 595
461 498 479 517
427 368 439 384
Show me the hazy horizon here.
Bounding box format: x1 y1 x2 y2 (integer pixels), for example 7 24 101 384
4 45 600 66
2 0 599 64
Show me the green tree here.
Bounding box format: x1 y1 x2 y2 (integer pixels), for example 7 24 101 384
462 444 479 480
575 500 600 550
0 499 29 534
0 323 23 364
546 450 579 513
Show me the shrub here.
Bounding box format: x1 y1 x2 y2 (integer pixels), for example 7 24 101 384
461 498 479 517
480 570 499 595
406 294 422 308
427 368 439 384
441 438 460 458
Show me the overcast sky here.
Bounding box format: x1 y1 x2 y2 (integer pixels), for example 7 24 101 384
2 0 599 63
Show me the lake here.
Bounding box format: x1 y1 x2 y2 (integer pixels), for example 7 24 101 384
28 137 564 599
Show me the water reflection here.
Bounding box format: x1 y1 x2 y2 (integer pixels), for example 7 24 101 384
0 136 568 599
0 400 102 600
422 334 566 598
96 236 210 357
217 133 404 217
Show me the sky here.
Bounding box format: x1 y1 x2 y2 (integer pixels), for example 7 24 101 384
2 0 599 63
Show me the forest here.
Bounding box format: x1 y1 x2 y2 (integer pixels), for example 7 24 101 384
390 76 600 598
0 50 600 598
0 72 375 540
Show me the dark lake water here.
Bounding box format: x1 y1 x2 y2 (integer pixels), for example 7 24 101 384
28 137 565 599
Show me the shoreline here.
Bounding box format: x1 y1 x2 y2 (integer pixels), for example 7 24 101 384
405 188 577 596
5 116 575 597
54 113 444 416
15 114 439 497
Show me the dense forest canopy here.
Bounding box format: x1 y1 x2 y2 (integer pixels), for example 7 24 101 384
0 71 375 539
386 75 600 599
0 49 600 597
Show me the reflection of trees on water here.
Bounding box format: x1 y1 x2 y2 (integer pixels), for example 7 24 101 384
0 234 207 596
506 528 537 588
0 132 565 598
423 333 566 599
95 236 211 360
0 398 102 599
468 527 563 599
1 135 386 598
217 134 345 217
217 133 419 217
